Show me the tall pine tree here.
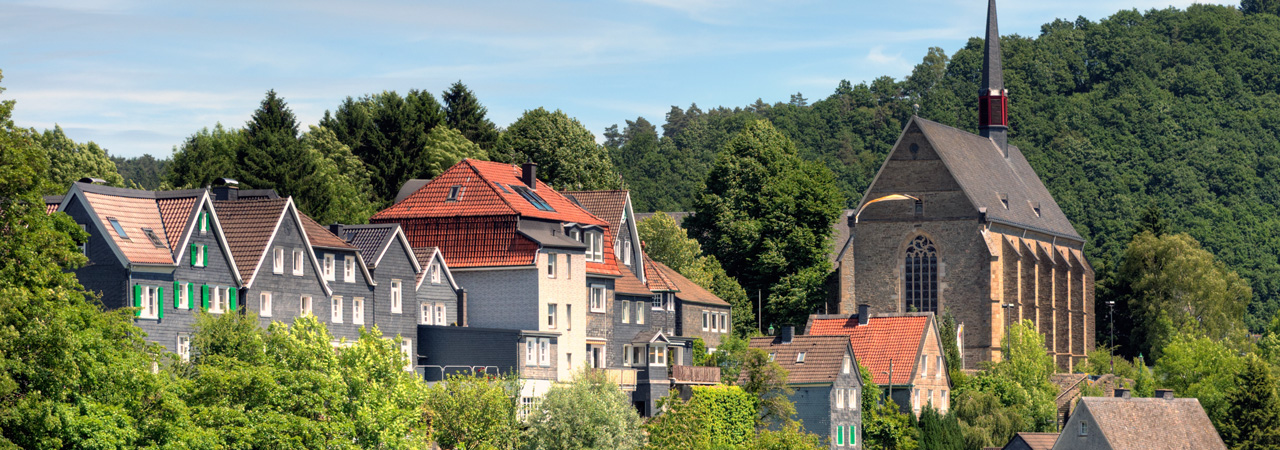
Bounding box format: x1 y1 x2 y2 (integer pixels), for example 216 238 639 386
237 90 312 193
1220 355 1280 450
442 81 498 151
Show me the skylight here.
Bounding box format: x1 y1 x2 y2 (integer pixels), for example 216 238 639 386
511 185 555 212
495 182 511 194
141 228 166 248
446 185 464 201
796 352 807 363
107 217 129 239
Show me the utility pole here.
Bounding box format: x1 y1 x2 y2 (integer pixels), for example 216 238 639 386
758 289 762 334
1107 300 1116 372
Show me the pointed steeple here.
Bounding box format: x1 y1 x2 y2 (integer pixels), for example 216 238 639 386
978 0 1009 156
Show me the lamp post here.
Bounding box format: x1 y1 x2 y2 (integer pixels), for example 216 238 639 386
881 360 894 406
1107 300 1116 372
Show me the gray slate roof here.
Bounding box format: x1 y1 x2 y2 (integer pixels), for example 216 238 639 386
340 224 400 269
910 117 1082 240
1074 397 1226 450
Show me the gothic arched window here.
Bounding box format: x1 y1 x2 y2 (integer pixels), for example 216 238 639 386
904 235 938 313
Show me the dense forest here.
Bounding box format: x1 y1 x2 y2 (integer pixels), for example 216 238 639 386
95 4 1280 331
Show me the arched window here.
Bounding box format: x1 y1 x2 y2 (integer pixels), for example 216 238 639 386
904 235 938 313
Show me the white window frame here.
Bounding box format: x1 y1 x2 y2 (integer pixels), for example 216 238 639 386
292 249 304 275
843 355 852 374
430 265 441 284
547 253 557 278
526 339 537 366
852 389 859 411
323 254 335 281
352 297 364 324
796 352 807 363
401 338 413 372
538 338 550 367
589 285 606 313
547 304 557 329
667 292 675 312
623 344 632 366
178 282 190 309
421 302 432 325
634 301 644 324
592 232 604 262
937 355 944 377
623 240 632 266
435 303 446 326
836 388 846 409
720 313 728 332
139 285 159 319
273 247 284 274
177 335 191 362
702 311 709 331
390 279 403 313
199 212 207 235
194 244 206 267
921 355 927 376
652 294 662 310
343 255 355 283
260 292 272 317
209 286 224 314
300 295 313 316
331 296 343 323
621 300 630 323
648 344 667 367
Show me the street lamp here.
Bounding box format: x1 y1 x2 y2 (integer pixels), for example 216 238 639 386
1107 300 1116 372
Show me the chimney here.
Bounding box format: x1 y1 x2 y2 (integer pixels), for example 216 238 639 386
211 178 240 201
1114 388 1131 399
78 177 107 185
329 224 344 237
780 326 795 344
456 288 468 327
1154 389 1174 400
521 161 538 190
858 304 870 325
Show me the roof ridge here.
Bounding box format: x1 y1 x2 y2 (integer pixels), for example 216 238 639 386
464 159 521 217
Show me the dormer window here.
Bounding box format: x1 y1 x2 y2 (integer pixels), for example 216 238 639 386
585 231 603 262
446 185 463 201
796 352 807 363
1031 202 1042 217
108 217 129 240
141 228 166 248
998 193 1009 209
494 182 511 194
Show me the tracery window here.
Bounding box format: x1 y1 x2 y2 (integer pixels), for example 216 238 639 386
904 235 938 313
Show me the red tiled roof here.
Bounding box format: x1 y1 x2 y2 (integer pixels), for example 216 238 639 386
156 196 199 252
563 190 628 231
808 315 929 385
614 258 653 296
398 216 539 268
372 159 607 226
82 191 174 265
643 255 677 292
647 258 728 306
215 198 289 282
44 195 63 215
590 227 622 276
298 213 356 250
745 335 853 384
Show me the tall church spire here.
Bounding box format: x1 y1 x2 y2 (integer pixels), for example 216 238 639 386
978 0 1009 156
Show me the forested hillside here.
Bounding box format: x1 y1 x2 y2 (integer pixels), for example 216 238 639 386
609 4 1280 332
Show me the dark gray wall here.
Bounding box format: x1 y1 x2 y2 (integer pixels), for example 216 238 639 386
368 237 423 342
242 208 330 335
152 201 238 352
417 325 520 381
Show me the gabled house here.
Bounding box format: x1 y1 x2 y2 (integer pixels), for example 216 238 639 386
57 181 241 360
1051 390 1227 450
297 217 377 343
645 257 733 349
807 307 951 417
746 329 864 450
372 159 622 389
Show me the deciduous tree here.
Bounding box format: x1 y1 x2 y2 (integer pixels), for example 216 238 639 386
499 107 621 190
522 369 644 450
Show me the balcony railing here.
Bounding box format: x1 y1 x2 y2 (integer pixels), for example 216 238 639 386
670 365 721 385
596 368 638 391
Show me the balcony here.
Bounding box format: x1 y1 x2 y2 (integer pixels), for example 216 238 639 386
670 365 721 385
596 368 638 391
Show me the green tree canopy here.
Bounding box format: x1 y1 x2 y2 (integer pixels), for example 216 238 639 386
685 119 845 329
1219 354 1280 450
36 124 124 193
416 126 489 179
499 107 622 190
737 347 797 428
442 81 499 150
424 374 521 450
638 211 754 334
167 124 241 189
522 369 644 450
954 320 1059 446
1153 330 1246 431
320 89 446 204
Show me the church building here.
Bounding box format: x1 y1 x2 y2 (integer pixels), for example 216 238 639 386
828 0 1094 371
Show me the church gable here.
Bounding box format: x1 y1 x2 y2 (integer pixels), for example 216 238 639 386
857 121 975 223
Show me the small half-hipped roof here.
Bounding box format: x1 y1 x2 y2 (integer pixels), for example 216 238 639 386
646 258 729 307
744 335 858 385
807 313 935 386
1067 397 1227 450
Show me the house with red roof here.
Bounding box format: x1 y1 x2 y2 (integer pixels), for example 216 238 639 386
372 159 626 397
807 307 951 417
746 329 864 450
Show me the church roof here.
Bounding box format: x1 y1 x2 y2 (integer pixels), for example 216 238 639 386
981 0 1003 92
908 117 1082 241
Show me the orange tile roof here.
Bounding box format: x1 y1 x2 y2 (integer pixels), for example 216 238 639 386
614 258 653 296
44 195 62 215
298 213 356 250
398 216 540 268
215 198 289 282
647 258 728 306
82 191 175 265
808 315 929 386
643 255 677 292
156 195 199 252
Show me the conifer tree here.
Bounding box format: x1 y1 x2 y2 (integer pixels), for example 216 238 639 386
442 81 498 150
1220 355 1280 450
236 89 312 193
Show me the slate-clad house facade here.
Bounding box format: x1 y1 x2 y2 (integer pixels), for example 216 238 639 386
747 331 863 450
1051 393 1227 450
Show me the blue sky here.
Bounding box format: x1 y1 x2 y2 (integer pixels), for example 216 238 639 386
1 0 1228 158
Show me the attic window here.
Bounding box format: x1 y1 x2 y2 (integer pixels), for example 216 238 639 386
998 193 1009 209
796 352 807 363
141 228 166 248
495 182 511 194
446 185 463 201
107 217 129 240
1031 202 1042 217
512 185 555 212
768 352 776 362
1079 421 1088 436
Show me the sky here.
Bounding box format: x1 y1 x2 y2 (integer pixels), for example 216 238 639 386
0 0 1230 159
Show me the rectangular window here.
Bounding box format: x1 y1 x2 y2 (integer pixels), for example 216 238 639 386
702 311 709 331
352 297 364 324
849 425 856 445
593 233 603 262
836 388 845 409
632 346 643 366
177 335 191 362
138 285 159 319
300 295 313 316
430 265 441 284
589 285 605 313
323 254 335 281
621 300 630 323
796 352 807 363
852 389 859 411
292 249 304 275
179 282 190 309
199 212 208 234
547 253 557 278
928 389 934 406
721 313 729 332
566 304 572 331
623 240 632 266
220 287 231 312
843 356 852 374
547 304 557 329
567 255 572 279
836 425 844 446
921 356 927 376
623 344 632 366
78 224 87 255
421 302 432 325
401 338 413 372
539 338 550 366
331 296 343 323
209 286 223 314
937 355 944 377
526 339 537 366
1080 421 1088 436
768 352 776 362
343 255 355 283
435 303 446 326
648 345 666 366
635 302 644 324
652 294 662 310
519 397 535 420
260 292 273 317
390 279 402 313
191 244 206 267
273 247 284 274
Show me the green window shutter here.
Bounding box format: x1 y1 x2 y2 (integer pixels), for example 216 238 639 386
850 426 856 445
201 284 209 311
190 244 197 266
187 283 193 309
133 285 142 316
173 281 180 308
201 245 208 267
836 425 843 446
157 287 164 319
229 288 237 311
